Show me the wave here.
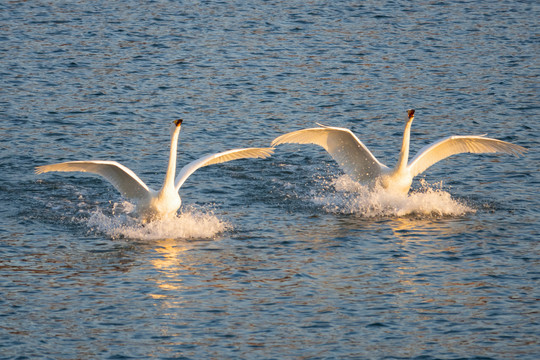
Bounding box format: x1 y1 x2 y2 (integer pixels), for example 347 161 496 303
85 203 230 241
310 175 475 218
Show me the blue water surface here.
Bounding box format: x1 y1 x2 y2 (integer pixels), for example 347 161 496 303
1 0 539 359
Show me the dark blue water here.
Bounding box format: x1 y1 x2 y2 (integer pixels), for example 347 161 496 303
1 1 539 358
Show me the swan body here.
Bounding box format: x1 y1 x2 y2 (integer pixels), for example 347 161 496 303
272 110 527 194
36 120 274 221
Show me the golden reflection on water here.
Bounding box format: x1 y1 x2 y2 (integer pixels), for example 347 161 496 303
385 216 505 315
145 215 511 313
389 216 471 243
149 238 195 298
140 215 534 358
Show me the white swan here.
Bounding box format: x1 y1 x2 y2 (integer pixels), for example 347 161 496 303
272 109 527 194
36 119 274 221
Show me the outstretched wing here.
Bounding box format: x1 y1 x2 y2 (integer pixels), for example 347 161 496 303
408 135 527 178
35 160 152 200
271 125 387 182
174 147 274 191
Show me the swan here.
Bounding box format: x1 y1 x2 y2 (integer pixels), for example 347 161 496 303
36 119 274 221
271 109 527 194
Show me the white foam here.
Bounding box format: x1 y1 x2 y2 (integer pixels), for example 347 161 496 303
311 175 474 218
85 203 230 240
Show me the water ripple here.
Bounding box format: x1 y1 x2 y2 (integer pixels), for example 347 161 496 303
1 0 538 359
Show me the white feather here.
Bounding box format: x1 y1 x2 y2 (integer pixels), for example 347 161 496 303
36 121 273 221
272 111 527 194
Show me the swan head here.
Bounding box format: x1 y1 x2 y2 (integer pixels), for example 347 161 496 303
407 109 415 122
170 119 183 136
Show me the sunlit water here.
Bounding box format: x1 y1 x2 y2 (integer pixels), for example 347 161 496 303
1 0 539 359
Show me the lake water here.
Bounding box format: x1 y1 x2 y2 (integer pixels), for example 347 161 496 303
1 0 539 358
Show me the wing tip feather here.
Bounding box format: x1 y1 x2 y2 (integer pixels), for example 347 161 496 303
245 147 275 159
259 147 275 158
35 164 59 174
271 134 289 147
510 144 528 157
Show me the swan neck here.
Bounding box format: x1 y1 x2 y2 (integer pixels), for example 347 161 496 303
163 126 181 190
397 119 413 172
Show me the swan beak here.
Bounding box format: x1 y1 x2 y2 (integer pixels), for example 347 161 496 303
173 119 183 127
407 109 415 120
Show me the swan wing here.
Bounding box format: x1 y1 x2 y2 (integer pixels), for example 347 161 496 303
35 160 152 200
271 126 386 182
174 147 274 191
408 135 527 178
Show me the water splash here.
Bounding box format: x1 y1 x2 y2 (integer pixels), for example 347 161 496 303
86 203 230 240
311 175 474 218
